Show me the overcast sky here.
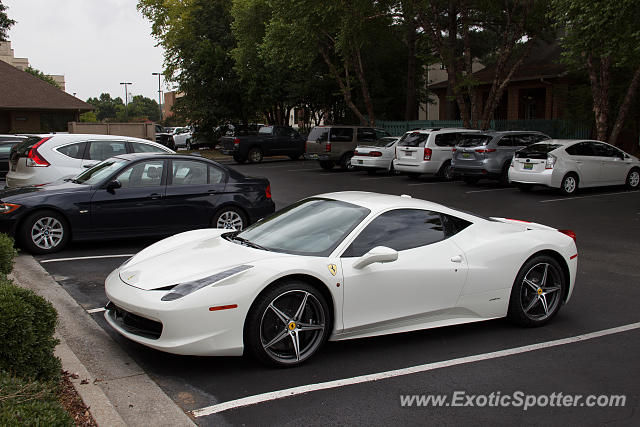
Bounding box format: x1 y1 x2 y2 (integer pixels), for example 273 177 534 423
4 0 171 103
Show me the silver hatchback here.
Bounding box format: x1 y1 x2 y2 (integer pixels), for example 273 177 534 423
452 131 549 184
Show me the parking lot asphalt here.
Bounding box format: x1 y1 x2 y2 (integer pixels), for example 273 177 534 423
29 158 640 425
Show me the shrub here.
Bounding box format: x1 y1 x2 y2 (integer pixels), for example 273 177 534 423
0 278 60 381
0 234 16 276
0 371 73 426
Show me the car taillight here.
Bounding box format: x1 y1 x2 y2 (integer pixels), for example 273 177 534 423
559 229 576 241
423 147 432 161
265 184 271 199
546 154 556 169
452 148 457 152
233 138 240 145
354 150 360 156
26 137 52 167
475 148 496 153
325 142 331 152
370 151 382 157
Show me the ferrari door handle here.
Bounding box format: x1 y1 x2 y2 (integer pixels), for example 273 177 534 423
450 255 463 263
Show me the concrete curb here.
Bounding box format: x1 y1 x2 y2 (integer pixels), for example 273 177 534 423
10 254 195 427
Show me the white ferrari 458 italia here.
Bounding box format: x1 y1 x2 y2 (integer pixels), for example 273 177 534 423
105 192 577 366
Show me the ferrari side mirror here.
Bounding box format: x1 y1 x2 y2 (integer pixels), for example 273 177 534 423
353 246 398 269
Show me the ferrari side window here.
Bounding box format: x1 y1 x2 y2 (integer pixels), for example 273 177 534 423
343 209 445 257
441 214 471 238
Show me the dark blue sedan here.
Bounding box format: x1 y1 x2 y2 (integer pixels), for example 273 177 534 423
0 153 275 254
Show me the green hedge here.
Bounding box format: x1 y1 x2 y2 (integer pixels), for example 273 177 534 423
0 278 61 381
0 234 16 277
0 371 72 426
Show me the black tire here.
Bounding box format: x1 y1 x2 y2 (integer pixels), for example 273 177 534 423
499 162 511 186
288 153 302 161
407 172 421 180
507 255 566 327
559 173 579 195
340 152 355 171
20 210 70 254
388 162 400 175
625 168 640 190
244 280 331 366
233 154 246 164
438 161 454 181
517 183 533 192
248 147 263 163
463 176 480 185
319 160 335 170
211 206 247 230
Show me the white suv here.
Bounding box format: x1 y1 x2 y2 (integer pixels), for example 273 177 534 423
393 128 479 179
6 134 174 188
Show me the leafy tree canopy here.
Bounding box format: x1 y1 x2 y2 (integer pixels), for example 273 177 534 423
0 1 15 42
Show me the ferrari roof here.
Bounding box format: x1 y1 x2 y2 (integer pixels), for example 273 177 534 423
317 191 454 214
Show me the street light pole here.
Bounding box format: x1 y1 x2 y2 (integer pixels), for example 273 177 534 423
152 72 163 122
120 82 132 120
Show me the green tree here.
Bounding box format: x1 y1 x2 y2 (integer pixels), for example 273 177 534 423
138 0 251 135
24 66 61 89
417 0 552 129
86 93 124 121
0 1 15 41
79 111 98 122
551 0 640 145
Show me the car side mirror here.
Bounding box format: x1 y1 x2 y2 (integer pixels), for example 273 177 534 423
352 246 398 269
106 180 121 192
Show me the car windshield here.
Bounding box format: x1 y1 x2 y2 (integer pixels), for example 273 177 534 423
457 135 492 147
234 198 370 256
515 143 562 158
73 158 128 185
398 132 429 147
368 137 398 147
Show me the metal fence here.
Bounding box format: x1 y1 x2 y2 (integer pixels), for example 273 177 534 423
377 119 593 139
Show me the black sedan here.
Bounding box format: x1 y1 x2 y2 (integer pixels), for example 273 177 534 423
0 153 275 254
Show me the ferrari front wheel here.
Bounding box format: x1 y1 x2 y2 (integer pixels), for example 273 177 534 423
245 281 330 366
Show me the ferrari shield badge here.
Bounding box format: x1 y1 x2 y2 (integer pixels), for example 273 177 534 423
328 264 338 276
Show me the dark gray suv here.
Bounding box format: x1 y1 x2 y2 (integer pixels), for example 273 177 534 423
452 131 550 184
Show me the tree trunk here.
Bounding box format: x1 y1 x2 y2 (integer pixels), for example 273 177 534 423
608 63 640 146
319 48 368 125
354 48 375 126
404 12 418 121
586 54 610 142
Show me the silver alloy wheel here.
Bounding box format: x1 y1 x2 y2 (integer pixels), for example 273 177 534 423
442 163 453 180
629 170 640 188
216 210 244 230
260 290 326 364
31 216 64 250
563 175 577 193
249 149 262 163
520 262 562 321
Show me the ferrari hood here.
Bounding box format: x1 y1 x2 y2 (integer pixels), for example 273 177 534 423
119 229 268 290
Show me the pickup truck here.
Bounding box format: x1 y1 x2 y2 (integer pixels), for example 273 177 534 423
220 125 305 163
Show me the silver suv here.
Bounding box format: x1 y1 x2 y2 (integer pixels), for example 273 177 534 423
452 131 550 184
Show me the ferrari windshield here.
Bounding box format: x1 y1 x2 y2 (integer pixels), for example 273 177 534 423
235 198 370 256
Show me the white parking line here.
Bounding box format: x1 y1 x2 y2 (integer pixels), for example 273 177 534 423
40 254 134 263
466 188 517 194
540 191 636 203
87 307 106 314
407 181 459 186
360 176 394 180
191 321 640 417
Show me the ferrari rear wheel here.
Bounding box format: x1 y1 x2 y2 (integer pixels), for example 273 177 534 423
245 281 330 366
508 255 565 327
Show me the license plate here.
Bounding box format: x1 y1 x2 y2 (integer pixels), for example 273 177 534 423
357 160 363 164
462 153 471 159
403 151 414 158
523 163 533 170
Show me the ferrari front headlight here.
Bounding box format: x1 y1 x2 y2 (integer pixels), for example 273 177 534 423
160 265 253 301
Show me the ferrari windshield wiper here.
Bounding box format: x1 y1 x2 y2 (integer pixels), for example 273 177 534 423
230 235 270 251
